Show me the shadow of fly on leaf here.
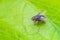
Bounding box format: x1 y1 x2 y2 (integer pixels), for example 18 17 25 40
34 21 46 26
32 10 47 26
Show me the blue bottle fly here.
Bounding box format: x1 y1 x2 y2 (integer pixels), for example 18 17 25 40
32 11 47 22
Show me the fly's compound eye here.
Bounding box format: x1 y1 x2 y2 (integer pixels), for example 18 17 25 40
32 16 38 21
32 17 34 21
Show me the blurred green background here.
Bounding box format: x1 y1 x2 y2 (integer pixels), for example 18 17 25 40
0 0 60 40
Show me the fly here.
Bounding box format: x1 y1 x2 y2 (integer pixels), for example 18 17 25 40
32 10 47 22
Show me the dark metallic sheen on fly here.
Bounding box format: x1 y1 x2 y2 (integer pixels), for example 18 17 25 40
32 11 46 22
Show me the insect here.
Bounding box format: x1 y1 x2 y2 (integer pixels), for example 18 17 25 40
32 11 47 22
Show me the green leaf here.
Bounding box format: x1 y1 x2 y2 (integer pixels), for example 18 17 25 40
0 0 60 40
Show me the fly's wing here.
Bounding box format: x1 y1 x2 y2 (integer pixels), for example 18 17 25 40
38 10 47 21
38 10 47 16
34 10 47 19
